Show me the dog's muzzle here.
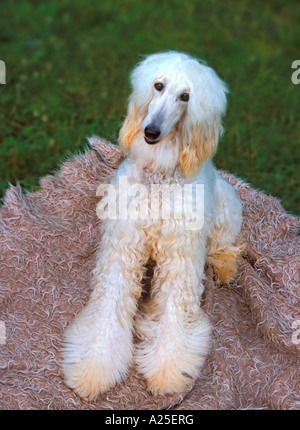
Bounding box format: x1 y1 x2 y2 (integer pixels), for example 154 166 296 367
144 125 161 145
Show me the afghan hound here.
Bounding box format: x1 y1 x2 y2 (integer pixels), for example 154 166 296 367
62 51 243 399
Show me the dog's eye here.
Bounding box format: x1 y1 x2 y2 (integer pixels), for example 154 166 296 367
180 93 189 102
154 82 164 91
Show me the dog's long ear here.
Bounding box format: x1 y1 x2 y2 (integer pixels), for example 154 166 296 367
178 60 228 177
119 99 143 152
178 121 220 177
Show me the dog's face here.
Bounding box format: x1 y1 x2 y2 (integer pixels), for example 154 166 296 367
142 76 190 145
119 51 228 176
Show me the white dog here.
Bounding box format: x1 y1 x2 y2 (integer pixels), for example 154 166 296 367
62 51 243 400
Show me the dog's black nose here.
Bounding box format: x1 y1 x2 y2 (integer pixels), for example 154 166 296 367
144 125 160 141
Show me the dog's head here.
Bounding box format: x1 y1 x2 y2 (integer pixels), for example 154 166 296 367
119 51 228 176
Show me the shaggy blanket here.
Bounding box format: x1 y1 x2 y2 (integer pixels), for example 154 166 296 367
0 137 299 410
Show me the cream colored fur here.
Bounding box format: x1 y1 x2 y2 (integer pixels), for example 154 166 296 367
62 51 243 400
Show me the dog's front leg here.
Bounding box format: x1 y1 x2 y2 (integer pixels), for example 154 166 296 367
135 231 212 395
62 220 148 400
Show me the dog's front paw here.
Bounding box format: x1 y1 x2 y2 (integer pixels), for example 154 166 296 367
136 308 212 396
62 310 133 400
146 367 193 396
62 348 120 400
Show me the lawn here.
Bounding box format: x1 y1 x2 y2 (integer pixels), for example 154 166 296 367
0 0 299 214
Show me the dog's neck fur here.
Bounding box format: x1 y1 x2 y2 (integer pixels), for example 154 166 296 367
128 133 182 182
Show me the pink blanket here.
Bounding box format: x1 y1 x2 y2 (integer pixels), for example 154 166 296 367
0 137 299 410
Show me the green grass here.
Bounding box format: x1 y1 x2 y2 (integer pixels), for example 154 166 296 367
0 0 299 214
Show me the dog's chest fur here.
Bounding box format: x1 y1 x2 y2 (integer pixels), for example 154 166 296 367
107 157 215 239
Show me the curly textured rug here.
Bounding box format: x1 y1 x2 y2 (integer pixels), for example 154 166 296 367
0 137 299 410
